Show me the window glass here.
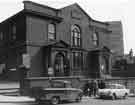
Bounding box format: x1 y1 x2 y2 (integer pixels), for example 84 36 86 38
51 82 64 88
71 25 81 47
0 32 3 40
92 32 98 46
65 83 72 88
72 52 83 68
12 25 16 40
48 23 56 40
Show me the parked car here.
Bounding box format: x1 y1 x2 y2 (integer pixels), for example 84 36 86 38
30 80 83 105
98 83 129 100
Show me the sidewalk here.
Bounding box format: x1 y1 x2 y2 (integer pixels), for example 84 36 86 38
0 81 20 96
0 81 19 89
0 95 35 103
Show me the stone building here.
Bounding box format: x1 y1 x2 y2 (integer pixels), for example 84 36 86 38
0 1 124 79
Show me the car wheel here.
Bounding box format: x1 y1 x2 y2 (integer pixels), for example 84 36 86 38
123 93 128 99
50 97 60 105
35 98 42 104
112 93 117 100
76 95 82 102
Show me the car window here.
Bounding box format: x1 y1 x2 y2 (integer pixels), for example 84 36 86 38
116 85 125 89
64 83 72 88
106 84 116 89
51 82 64 88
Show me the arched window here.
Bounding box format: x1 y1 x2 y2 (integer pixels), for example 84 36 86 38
71 25 81 47
48 23 56 40
92 32 99 46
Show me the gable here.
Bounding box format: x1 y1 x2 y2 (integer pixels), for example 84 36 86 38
59 3 92 21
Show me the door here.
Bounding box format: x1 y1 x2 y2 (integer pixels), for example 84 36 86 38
54 53 64 76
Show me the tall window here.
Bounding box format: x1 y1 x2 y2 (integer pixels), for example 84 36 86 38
72 52 83 68
92 32 98 46
12 24 16 40
71 25 81 47
0 32 3 40
48 23 56 40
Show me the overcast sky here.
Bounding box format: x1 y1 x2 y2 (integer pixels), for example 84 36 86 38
0 0 133 54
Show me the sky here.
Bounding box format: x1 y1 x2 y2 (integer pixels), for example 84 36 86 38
0 0 134 54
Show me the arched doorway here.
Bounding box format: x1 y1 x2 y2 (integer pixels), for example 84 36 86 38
54 52 70 76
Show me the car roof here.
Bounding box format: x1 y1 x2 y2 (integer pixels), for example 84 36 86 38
51 80 71 84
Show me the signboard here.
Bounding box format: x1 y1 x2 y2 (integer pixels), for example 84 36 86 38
22 54 31 68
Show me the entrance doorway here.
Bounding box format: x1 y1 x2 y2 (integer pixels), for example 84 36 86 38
54 52 69 76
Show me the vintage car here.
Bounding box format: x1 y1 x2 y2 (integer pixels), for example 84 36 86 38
30 80 83 104
98 83 129 100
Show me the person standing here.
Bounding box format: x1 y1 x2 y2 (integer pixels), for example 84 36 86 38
92 80 98 97
99 80 106 89
83 81 90 96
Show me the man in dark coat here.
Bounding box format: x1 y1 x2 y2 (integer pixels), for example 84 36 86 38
98 80 106 89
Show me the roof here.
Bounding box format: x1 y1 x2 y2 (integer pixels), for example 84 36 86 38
23 1 59 11
0 9 62 26
60 3 92 21
0 1 109 27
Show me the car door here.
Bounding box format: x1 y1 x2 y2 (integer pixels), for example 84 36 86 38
117 85 125 97
115 85 122 97
64 83 77 100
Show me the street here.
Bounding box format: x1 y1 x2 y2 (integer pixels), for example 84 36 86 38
0 96 135 105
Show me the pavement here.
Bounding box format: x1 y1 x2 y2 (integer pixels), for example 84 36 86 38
0 95 35 103
0 81 19 89
0 81 20 96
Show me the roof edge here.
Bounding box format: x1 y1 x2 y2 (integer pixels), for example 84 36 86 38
23 1 59 11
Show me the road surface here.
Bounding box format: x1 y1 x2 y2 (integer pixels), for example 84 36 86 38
0 96 135 105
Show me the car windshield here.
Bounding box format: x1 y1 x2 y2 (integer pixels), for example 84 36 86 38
106 84 116 89
105 84 125 89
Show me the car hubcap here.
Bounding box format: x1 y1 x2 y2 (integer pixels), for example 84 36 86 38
51 97 59 105
112 94 116 100
76 95 82 102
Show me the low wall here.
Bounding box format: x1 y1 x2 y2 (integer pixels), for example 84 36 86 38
20 76 85 96
20 76 135 96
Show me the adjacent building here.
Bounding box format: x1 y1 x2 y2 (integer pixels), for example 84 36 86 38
0 1 124 80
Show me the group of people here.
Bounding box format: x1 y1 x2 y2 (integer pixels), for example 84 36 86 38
83 79 106 97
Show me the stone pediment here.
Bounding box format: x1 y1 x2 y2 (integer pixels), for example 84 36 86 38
26 40 69 48
53 40 70 48
60 3 92 21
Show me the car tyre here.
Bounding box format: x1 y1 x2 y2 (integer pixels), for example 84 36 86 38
35 98 42 104
112 93 116 100
50 96 60 105
76 95 82 102
123 93 128 99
